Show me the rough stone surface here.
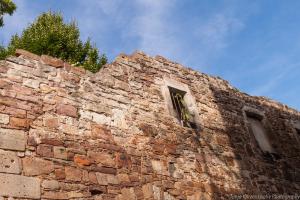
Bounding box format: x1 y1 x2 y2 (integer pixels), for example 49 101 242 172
0 49 299 199
0 150 21 174
23 157 54 176
56 103 78 118
0 114 9 124
0 128 26 151
0 173 40 199
41 55 64 68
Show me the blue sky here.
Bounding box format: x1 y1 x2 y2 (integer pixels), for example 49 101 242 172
1 0 300 110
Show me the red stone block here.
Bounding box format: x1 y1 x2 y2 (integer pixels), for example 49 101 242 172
3 107 26 118
41 138 64 146
27 136 38 147
55 168 66 180
56 104 78 118
41 55 64 68
60 72 80 83
15 49 40 61
88 172 98 184
0 63 8 73
37 144 54 158
64 62 86 75
91 124 113 140
115 152 132 169
91 166 117 175
98 143 124 152
10 117 31 128
0 80 12 89
44 118 59 129
74 155 91 167
22 157 54 176
65 166 82 182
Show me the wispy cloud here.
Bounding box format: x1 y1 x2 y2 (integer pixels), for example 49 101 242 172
125 0 179 58
0 0 34 45
250 58 300 96
194 13 244 52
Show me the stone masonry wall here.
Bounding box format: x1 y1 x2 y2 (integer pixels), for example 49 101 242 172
0 49 299 199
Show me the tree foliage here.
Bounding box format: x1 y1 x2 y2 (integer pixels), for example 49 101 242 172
0 0 16 27
1 11 107 73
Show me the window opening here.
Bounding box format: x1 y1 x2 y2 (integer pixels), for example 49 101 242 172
296 128 300 135
246 113 280 161
168 87 195 128
246 113 273 153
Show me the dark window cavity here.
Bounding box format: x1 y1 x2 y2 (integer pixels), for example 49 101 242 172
246 113 274 153
168 86 196 129
296 128 300 135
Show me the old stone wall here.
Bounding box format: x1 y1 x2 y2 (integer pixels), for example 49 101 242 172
0 49 299 199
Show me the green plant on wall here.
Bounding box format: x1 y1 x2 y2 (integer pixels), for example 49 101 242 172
0 0 16 27
0 11 107 73
174 93 192 127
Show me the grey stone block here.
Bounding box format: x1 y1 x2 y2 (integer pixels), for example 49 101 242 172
0 173 40 199
0 150 21 174
0 128 26 151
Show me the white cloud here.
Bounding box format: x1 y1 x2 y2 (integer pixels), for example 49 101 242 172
250 58 300 96
95 0 123 16
195 13 244 51
125 0 178 58
121 1 247 70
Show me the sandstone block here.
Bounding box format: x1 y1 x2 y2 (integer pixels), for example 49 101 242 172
142 183 154 199
41 138 64 146
23 78 40 89
120 188 136 200
0 173 40 199
96 172 119 185
64 62 86 75
37 144 54 157
44 117 59 129
67 191 85 198
107 174 119 185
115 152 132 168
53 146 68 160
23 157 54 176
15 49 40 61
117 173 130 184
0 79 11 89
10 117 31 128
3 106 26 118
0 128 26 151
60 72 80 83
0 150 21 174
151 160 168 175
42 191 68 199
85 103 112 115
91 166 117 175
42 180 60 190
74 154 91 166
0 114 9 124
88 172 98 184
65 166 82 182
91 124 112 140
91 112 111 124
96 172 108 185
88 151 115 167
41 55 64 68
55 168 66 180
56 104 78 118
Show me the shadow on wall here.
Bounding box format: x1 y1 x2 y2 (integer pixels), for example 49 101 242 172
205 84 300 199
